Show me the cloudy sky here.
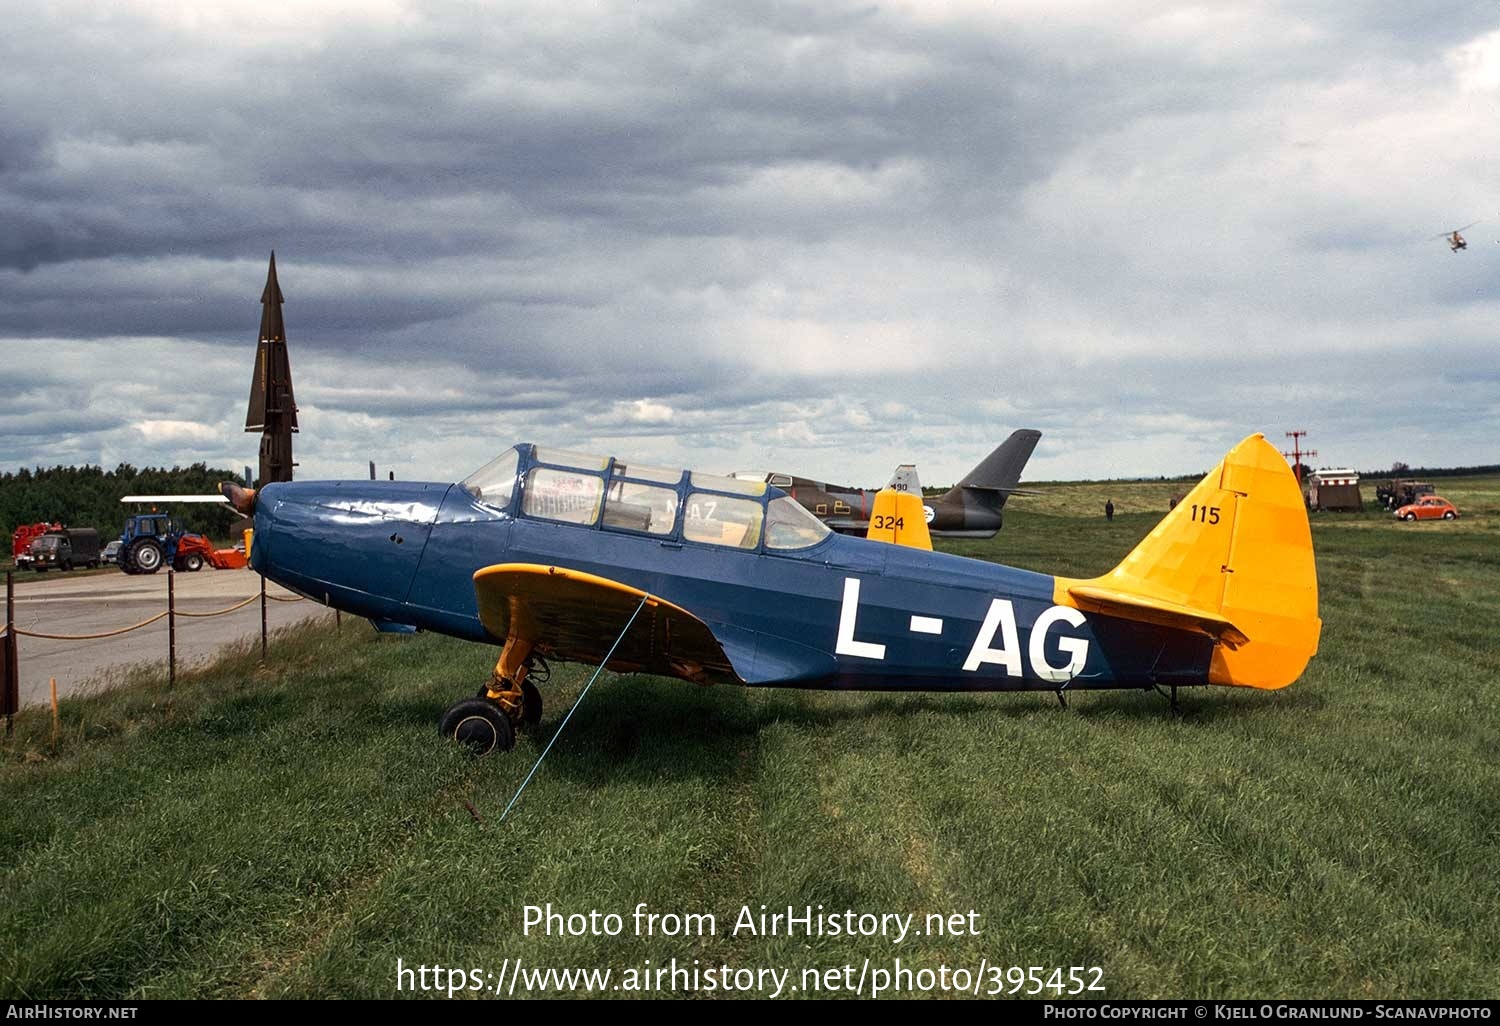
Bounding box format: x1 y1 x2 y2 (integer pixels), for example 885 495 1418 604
2 0 1497 486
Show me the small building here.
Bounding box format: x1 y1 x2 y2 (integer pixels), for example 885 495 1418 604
1308 468 1362 512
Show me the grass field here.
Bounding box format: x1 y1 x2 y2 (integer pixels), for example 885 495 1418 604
2 477 1497 1000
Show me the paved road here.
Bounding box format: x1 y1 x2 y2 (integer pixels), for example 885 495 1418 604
6 568 334 706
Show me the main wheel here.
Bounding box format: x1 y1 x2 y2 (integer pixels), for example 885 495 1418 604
129 539 164 574
1443 511 1456 520
521 680 543 726
1403 512 1416 522
183 553 204 572
439 698 515 756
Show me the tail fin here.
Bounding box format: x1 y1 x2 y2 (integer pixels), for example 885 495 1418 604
954 429 1042 492
884 464 921 493
867 466 933 550
1054 433 1320 689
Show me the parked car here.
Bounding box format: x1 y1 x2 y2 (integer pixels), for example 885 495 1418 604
101 539 123 565
1393 496 1459 522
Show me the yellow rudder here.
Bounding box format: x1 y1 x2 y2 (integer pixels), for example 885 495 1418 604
1054 433 1320 689
866 489 933 550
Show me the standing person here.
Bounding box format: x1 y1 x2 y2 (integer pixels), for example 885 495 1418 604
1104 499 1115 522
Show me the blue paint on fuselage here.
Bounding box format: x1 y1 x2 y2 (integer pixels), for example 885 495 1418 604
252 452 1213 693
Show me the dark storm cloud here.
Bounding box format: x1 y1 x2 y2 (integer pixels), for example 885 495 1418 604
0 0 1115 277
1 1 1496 480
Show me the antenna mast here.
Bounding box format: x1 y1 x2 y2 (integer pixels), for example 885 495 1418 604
1282 430 1318 486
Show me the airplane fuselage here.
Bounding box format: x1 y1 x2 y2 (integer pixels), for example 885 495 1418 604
775 477 1004 539
252 475 1212 694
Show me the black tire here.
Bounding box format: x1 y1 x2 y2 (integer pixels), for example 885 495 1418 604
439 698 515 756
1443 511 1455 520
521 680 543 727
1402 512 1416 522
129 538 165 574
183 553 204 572
62 560 72 571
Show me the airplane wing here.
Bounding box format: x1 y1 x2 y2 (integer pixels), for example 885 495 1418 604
472 563 743 685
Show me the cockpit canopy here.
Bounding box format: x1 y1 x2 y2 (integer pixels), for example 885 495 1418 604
460 444 831 551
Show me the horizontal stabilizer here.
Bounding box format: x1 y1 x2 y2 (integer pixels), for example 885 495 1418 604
1066 585 1248 647
963 485 1042 496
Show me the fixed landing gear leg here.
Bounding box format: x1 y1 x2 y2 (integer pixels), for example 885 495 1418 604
438 636 536 756
1151 683 1185 718
481 637 534 727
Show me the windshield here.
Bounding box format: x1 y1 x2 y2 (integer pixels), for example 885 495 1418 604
764 496 832 550
462 447 521 511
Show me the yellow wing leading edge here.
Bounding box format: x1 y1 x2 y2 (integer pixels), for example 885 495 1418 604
472 563 742 686
1053 433 1321 689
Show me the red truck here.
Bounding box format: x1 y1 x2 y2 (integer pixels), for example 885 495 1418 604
10 522 63 570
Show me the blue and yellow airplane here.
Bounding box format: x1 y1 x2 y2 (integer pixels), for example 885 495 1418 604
223 433 1319 755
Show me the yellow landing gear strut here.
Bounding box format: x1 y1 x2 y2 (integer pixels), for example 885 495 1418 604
438 635 545 756
481 634 544 730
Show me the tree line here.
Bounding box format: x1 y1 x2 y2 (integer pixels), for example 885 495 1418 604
2 464 247 546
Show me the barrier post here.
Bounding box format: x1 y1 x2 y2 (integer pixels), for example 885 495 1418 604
260 574 267 661
167 570 176 689
3 571 17 737
50 677 59 746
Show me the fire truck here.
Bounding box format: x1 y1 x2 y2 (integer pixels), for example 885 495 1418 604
10 522 63 569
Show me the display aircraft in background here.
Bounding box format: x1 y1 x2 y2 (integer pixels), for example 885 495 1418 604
1432 222 1477 252
734 428 1042 539
224 433 1320 756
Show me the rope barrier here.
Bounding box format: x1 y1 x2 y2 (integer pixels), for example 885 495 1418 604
4 571 323 714
174 595 260 618
14 589 310 638
17 611 169 641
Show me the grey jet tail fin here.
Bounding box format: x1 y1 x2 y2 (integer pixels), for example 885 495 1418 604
934 429 1042 521
954 429 1042 493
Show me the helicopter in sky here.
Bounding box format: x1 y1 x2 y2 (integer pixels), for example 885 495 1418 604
1433 222 1478 252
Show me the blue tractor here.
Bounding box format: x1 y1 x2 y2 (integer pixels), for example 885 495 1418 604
117 513 210 575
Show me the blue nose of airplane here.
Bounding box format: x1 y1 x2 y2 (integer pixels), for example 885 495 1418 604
250 480 452 620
